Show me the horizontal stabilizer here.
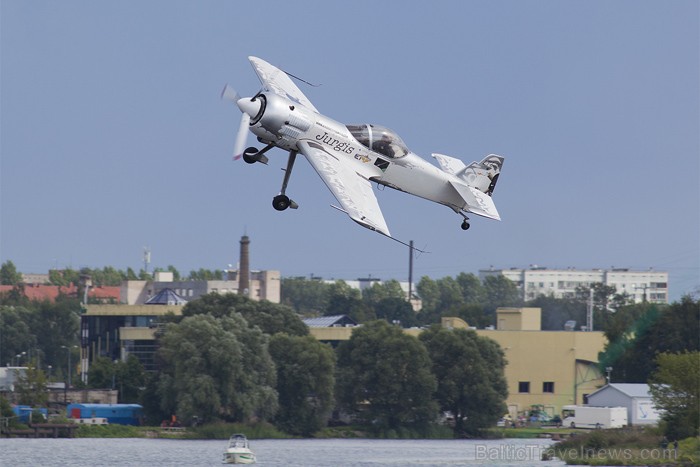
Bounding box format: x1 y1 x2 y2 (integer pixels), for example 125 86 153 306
449 181 501 220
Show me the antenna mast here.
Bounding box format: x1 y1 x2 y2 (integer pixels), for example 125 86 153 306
143 247 151 274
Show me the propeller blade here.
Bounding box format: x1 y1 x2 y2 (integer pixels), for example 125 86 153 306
221 84 240 102
233 112 250 160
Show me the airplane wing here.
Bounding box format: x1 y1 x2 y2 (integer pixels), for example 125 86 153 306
297 140 390 236
248 56 319 113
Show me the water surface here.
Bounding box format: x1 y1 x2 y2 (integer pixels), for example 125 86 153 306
0 437 565 466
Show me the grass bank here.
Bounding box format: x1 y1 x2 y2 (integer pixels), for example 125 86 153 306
315 424 455 439
75 422 456 439
75 422 288 439
489 426 582 439
552 428 699 466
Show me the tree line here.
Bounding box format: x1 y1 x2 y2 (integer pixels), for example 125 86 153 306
0 260 227 287
1 259 697 438
280 273 523 328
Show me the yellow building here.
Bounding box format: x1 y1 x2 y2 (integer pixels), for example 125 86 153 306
309 308 607 418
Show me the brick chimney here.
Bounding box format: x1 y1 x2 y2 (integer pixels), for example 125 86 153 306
238 235 250 297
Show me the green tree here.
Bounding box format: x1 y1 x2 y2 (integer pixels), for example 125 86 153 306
269 334 335 435
450 303 490 329
437 276 464 313
126 268 139 280
138 270 153 280
416 276 466 325
157 313 277 424
416 276 440 323
0 306 36 366
91 266 126 286
649 351 700 439
527 295 586 331
187 268 224 281
362 280 405 304
0 261 22 285
14 362 48 406
166 265 181 281
456 272 485 304
362 281 414 326
420 326 508 436
116 355 146 403
598 296 699 382
336 320 437 432
26 296 81 372
482 275 521 314
372 297 417 328
281 277 331 314
598 302 656 345
48 268 80 286
87 356 118 389
182 292 307 336
0 394 20 427
326 281 373 322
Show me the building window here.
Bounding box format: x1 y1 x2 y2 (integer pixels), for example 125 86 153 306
518 381 530 393
543 382 555 393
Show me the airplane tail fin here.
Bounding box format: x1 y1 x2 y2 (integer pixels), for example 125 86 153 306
432 153 504 196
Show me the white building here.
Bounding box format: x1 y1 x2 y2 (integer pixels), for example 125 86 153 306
479 267 668 304
0 367 26 391
586 383 661 426
121 269 280 304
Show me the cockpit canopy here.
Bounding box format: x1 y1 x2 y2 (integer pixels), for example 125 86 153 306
346 124 409 159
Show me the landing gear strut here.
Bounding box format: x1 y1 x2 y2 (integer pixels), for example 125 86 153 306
272 151 299 211
242 144 274 165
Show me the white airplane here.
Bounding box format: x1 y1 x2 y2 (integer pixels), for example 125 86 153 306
223 56 504 244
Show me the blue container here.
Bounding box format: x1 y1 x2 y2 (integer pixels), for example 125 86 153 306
12 405 48 423
67 403 143 425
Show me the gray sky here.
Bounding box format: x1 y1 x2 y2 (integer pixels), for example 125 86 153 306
1 1 698 301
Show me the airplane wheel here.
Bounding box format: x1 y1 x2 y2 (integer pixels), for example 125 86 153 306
243 147 259 164
461 220 470 230
272 194 291 211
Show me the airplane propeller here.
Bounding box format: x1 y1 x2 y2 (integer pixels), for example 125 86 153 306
233 112 251 160
222 84 251 160
222 84 269 163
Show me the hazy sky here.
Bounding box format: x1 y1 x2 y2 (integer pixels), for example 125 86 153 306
2 1 698 301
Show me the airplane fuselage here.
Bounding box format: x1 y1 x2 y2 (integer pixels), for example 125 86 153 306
247 92 466 213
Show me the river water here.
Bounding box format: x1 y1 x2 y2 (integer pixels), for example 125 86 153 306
0 438 565 466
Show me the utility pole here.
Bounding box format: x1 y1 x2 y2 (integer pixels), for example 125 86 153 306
586 287 594 331
408 241 414 305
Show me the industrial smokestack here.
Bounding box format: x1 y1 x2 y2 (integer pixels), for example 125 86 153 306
238 235 250 297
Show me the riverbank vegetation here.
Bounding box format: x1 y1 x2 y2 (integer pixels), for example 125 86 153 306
552 427 700 466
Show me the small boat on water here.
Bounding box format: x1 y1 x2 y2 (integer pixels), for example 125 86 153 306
222 434 256 464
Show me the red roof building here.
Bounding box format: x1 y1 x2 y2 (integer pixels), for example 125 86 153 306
0 284 120 303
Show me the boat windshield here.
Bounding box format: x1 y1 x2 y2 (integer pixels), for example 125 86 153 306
346 124 409 159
